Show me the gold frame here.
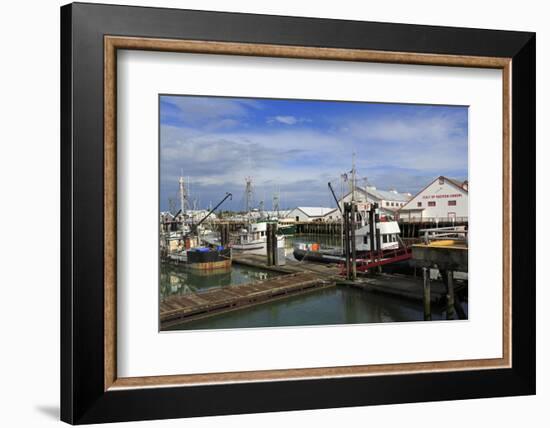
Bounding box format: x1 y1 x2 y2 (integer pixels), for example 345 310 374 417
104 36 512 391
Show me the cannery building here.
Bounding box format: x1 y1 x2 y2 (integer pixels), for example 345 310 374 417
397 176 468 223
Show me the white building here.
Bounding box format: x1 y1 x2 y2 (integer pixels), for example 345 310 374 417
322 186 412 222
287 207 335 222
397 176 468 223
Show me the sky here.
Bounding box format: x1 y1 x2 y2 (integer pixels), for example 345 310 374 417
160 95 468 212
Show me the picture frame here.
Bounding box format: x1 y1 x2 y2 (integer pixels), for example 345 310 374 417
60 2 535 424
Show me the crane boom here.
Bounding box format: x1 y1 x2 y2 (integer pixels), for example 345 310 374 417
328 182 342 214
194 192 232 231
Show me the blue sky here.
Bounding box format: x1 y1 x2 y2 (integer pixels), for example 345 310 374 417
160 95 468 212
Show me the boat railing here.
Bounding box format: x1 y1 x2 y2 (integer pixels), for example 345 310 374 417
418 226 468 245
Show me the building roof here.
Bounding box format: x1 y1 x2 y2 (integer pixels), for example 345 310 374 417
341 186 412 203
367 186 412 202
446 177 468 191
291 207 335 217
265 210 291 218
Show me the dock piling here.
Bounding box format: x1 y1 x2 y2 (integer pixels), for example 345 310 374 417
445 270 456 320
422 267 431 321
351 203 357 280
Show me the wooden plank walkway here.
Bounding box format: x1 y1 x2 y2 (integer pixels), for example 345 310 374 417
232 253 341 277
160 271 333 328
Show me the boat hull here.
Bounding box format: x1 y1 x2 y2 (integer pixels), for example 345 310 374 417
167 247 232 270
293 248 344 264
278 224 297 235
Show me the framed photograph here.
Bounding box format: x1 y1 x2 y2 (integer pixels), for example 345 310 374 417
61 2 535 424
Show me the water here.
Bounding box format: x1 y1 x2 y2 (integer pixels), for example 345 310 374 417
161 233 460 331
161 260 450 331
167 285 448 331
160 263 279 299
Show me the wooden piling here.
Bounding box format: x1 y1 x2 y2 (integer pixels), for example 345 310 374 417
445 270 456 320
266 223 273 266
422 267 431 321
351 204 357 280
343 203 351 280
271 223 278 265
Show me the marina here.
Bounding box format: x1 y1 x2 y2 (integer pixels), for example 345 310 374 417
160 231 468 329
158 96 469 331
159 166 469 330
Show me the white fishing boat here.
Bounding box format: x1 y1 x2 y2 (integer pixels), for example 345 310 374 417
293 220 401 263
232 221 285 255
355 221 401 252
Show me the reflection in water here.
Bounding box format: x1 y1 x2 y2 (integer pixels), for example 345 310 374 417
167 285 447 331
161 236 454 331
160 263 279 301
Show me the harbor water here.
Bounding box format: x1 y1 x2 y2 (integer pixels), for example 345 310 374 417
161 233 451 331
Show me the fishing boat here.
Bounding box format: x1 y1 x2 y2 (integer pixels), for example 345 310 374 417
293 221 401 263
232 220 285 255
185 246 232 270
164 191 234 270
277 222 297 236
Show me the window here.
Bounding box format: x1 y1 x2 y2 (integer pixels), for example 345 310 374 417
417 202 422 207
295 216 300 221
448 200 457 206
439 177 444 185
428 201 436 207
386 202 390 206
383 235 388 243
363 235 369 245
391 202 394 207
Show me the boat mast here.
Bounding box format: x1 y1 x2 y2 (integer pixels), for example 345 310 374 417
178 170 189 217
351 151 356 203
272 189 280 217
244 176 253 214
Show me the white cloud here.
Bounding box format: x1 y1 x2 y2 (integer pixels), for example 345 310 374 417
270 115 297 125
159 105 468 210
267 115 311 125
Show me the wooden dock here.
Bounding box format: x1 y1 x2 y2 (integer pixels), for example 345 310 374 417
231 253 341 276
160 252 467 328
339 273 467 304
160 271 334 328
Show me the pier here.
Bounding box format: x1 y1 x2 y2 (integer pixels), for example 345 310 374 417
410 228 469 320
161 253 342 328
160 247 468 329
339 273 467 305
160 271 334 328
